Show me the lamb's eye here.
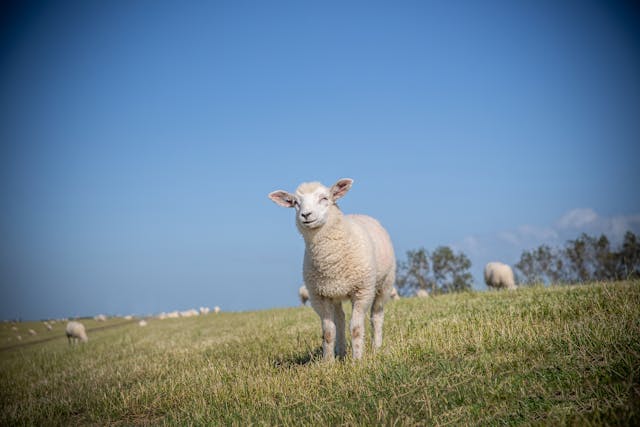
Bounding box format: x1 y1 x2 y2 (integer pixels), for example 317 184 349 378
320 197 328 202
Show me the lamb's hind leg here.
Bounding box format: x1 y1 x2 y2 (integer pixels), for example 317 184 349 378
351 288 375 360
371 274 395 351
370 294 385 350
333 301 346 358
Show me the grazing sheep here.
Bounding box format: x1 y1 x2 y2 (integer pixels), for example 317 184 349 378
180 309 199 317
199 307 210 315
214 306 221 314
11 326 17 332
416 289 429 298
44 322 53 331
94 314 107 322
65 321 88 344
16 335 22 341
166 311 180 319
299 285 309 306
138 320 148 327
484 261 517 290
28 329 37 336
269 178 396 361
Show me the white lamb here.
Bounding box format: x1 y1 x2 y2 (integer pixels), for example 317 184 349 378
65 321 88 344
269 178 396 361
484 261 517 290
299 285 309 306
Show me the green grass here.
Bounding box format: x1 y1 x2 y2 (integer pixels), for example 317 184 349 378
1 282 639 425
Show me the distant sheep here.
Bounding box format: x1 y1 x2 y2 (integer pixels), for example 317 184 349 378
269 178 396 361
299 285 309 306
44 322 53 331
214 306 221 314
416 289 429 298
94 314 107 322
138 320 148 327
484 262 517 290
199 307 210 315
180 309 199 317
65 321 88 344
28 329 37 336
390 287 400 300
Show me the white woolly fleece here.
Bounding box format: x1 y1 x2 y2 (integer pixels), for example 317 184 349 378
484 262 517 290
65 321 88 343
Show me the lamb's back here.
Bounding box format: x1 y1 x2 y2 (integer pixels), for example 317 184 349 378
346 214 395 278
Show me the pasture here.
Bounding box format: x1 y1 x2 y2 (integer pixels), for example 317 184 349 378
1 281 639 425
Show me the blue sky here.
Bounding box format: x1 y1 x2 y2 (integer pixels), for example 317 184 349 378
1 1 639 320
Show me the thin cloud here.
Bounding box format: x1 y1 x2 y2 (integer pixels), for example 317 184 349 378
556 208 598 229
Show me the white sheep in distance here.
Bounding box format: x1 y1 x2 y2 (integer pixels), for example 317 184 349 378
299 285 309 306
65 321 88 344
269 178 396 361
416 289 429 298
484 262 517 290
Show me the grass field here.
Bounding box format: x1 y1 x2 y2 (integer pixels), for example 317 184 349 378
1 281 639 425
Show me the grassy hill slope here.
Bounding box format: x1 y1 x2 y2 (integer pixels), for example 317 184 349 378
1 281 639 425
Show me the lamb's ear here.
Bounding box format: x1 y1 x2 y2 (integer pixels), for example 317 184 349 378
268 190 297 208
330 178 353 201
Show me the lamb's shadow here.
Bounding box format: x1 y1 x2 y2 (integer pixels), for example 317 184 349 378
274 346 324 367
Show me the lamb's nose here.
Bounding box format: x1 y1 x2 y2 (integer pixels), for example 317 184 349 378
301 212 312 219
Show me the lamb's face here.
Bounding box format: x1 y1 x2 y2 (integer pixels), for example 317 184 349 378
294 185 332 230
268 178 353 231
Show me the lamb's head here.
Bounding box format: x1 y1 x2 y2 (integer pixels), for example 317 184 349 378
268 178 353 230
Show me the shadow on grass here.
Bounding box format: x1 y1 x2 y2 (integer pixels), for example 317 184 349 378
274 346 324 367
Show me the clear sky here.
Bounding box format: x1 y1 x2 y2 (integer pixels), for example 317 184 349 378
1 0 639 320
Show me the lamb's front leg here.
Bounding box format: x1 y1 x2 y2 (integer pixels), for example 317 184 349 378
318 299 337 362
